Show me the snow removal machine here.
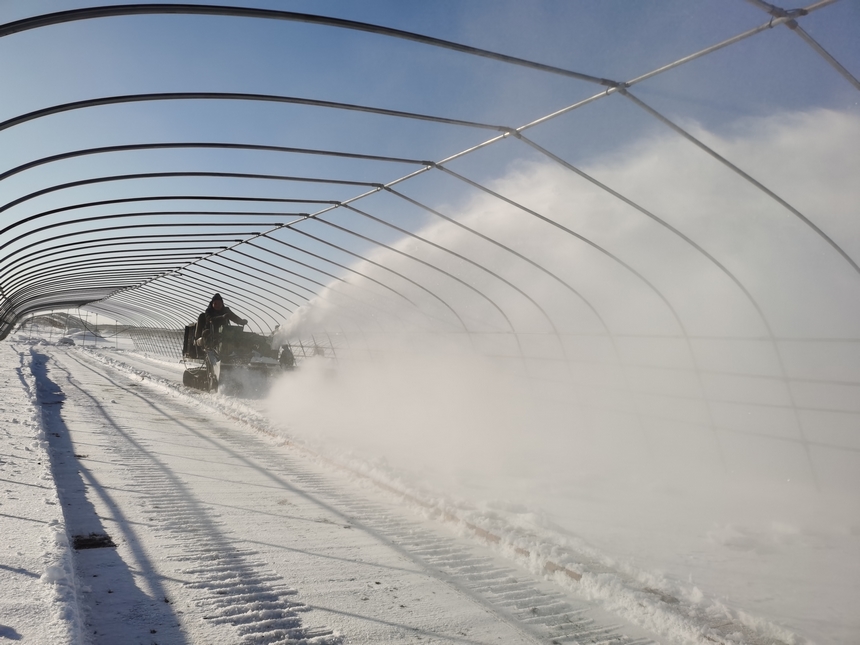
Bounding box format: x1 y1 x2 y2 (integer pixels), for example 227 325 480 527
181 316 295 395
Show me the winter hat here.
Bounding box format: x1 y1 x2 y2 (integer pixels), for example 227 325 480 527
212 293 223 302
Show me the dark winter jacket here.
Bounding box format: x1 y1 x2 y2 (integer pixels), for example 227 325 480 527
195 296 246 340
201 304 245 327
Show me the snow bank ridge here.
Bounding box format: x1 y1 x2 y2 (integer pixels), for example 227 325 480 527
81 347 806 645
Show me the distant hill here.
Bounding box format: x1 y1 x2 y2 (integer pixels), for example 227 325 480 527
24 312 89 331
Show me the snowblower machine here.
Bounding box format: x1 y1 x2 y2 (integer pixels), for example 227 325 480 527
181 316 295 395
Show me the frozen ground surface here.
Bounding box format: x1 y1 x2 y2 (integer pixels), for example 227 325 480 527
1 336 858 644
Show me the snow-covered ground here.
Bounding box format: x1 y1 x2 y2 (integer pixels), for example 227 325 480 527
2 330 857 644
0 340 83 643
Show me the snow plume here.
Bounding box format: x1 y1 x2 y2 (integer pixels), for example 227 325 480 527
268 109 860 540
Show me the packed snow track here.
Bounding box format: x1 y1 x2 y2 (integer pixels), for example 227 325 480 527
22 343 667 645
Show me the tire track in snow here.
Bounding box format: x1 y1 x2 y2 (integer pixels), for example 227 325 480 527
119 452 335 645
45 347 342 645
73 347 655 644
192 417 783 645
198 426 655 645
200 397 794 645
81 347 793 645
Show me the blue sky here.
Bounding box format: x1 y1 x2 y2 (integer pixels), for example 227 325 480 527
2 1 856 165
0 0 857 330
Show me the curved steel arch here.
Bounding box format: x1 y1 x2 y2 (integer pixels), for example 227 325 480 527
384 186 614 334
259 231 470 333
379 182 645 386
108 282 213 327
146 229 428 336
80 302 170 330
9 229 414 334
746 0 860 91
1 170 373 217
145 274 265 331
0 1 838 293
231 242 416 333
89 297 189 330
0 142 424 189
516 101 845 485
111 223 401 330
10 297 129 325
257 233 418 308
208 255 312 309
273 222 472 334
0 212 277 256
373 184 656 431
336 202 547 365
225 246 337 298
170 262 294 321
0 112 750 350
3 266 206 320
0 4 617 85
2 237 224 267
431 163 732 462
0 92 508 139
107 287 200 324
4 262 192 301
158 270 284 331
0 191 437 335
180 262 292 325
0 3 592 341
434 164 692 333
0 234 243 282
0 197 318 250
0 4 847 333
1 142 612 353
342 199 562 331
4 276 168 320
208 252 398 335
618 89 860 277
307 213 492 333
2 252 210 294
